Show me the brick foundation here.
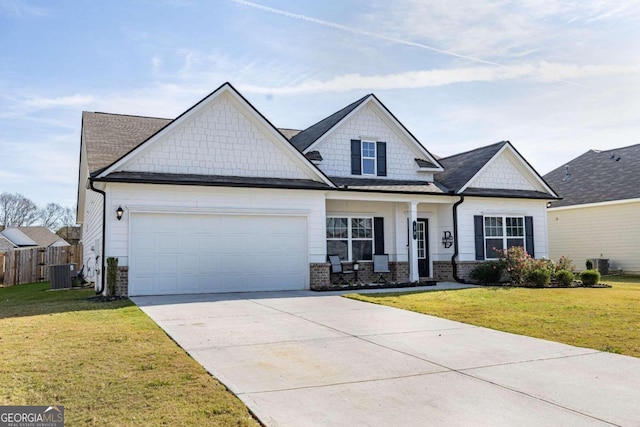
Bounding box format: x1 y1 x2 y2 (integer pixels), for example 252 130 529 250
115 266 128 297
310 261 410 290
433 260 485 282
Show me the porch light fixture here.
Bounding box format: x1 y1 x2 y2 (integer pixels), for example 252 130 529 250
116 206 124 221
546 201 552 208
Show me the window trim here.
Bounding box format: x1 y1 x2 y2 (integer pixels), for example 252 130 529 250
326 215 374 261
361 141 376 176
483 215 525 260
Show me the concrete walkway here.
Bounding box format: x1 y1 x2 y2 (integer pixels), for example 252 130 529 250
134 286 640 427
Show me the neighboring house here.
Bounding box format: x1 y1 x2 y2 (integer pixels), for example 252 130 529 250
57 226 81 246
77 82 558 296
544 143 640 273
0 235 16 252
0 226 71 248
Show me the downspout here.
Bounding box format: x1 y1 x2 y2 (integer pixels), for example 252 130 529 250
89 179 106 295
451 194 466 283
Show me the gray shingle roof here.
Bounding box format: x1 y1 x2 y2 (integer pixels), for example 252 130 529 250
435 141 508 192
462 188 555 199
290 95 370 151
97 171 331 190
543 143 640 207
82 112 171 175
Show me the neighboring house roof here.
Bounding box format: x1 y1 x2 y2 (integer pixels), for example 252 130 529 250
544 143 640 208
0 228 38 247
290 95 369 151
435 141 508 192
9 227 68 248
82 112 171 175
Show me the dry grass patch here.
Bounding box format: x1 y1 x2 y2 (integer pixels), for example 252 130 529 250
346 275 640 358
0 282 258 426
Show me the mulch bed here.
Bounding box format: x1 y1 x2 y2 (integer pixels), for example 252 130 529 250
477 282 612 288
87 295 129 302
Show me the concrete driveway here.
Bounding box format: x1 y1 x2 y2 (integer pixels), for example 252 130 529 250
134 287 640 427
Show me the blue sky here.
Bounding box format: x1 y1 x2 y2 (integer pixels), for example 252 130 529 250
1 0 639 208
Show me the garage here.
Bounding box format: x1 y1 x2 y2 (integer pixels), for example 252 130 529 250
129 212 308 296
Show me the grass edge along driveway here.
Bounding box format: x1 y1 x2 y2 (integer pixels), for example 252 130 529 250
346 275 640 358
0 282 259 426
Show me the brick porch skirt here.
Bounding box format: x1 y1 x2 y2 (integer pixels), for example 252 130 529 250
310 261 409 290
432 261 485 282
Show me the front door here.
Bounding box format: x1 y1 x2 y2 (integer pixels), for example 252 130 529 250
416 219 429 277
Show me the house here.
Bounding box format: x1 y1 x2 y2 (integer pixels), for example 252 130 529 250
77 82 558 296
57 226 82 246
0 226 71 248
544 143 640 273
0 235 16 252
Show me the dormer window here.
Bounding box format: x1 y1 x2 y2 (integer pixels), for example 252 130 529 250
351 139 387 177
362 141 376 175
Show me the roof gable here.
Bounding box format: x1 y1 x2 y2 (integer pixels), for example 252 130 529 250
436 141 557 197
544 143 640 207
97 83 333 186
292 95 442 171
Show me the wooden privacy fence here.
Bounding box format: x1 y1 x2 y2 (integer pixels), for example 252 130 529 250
1 245 82 287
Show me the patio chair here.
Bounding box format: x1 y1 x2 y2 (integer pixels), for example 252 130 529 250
373 254 391 284
329 255 353 285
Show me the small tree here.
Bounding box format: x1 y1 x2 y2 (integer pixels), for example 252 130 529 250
106 257 118 296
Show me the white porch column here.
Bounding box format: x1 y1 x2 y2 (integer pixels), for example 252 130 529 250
408 201 419 282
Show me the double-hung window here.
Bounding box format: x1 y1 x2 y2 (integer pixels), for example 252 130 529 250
326 217 373 261
484 216 525 259
361 141 376 175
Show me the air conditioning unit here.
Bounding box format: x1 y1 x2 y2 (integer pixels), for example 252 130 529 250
50 264 76 290
589 258 609 276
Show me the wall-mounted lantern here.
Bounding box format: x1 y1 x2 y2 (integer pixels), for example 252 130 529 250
116 206 124 221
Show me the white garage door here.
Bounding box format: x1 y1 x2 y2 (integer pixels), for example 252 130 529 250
129 213 308 296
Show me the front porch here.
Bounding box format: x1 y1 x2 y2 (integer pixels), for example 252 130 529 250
311 192 463 289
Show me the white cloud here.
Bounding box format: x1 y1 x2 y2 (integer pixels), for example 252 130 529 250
21 94 95 109
238 62 639 95
0 0 46 17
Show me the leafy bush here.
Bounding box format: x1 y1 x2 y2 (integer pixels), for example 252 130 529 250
527 269 551 287
557 256 575 273
497 246 532 285
580 269 600 286
470 261 503 284
555 269 574 286
585 259 594 270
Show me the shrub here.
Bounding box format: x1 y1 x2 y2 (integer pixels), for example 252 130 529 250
107 257 118 296
585 259 594 270
497 246 532 285
557 256 575 272
470 261 503 284
527 269 551 287
555 269 574 286
580 269 600 286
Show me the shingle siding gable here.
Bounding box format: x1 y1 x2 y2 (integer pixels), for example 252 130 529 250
311 104 430 181
119 92 309 180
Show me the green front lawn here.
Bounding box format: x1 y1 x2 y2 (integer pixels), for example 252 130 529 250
347 275 640 358
0 283 258 426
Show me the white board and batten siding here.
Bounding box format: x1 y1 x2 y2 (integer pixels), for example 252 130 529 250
81 188 104 287
106 183 326 295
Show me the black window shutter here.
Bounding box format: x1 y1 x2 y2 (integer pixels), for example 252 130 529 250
376 141 387 177
525 216 535 257
351 139 361 175
374 217 385 255
474 215 485 260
